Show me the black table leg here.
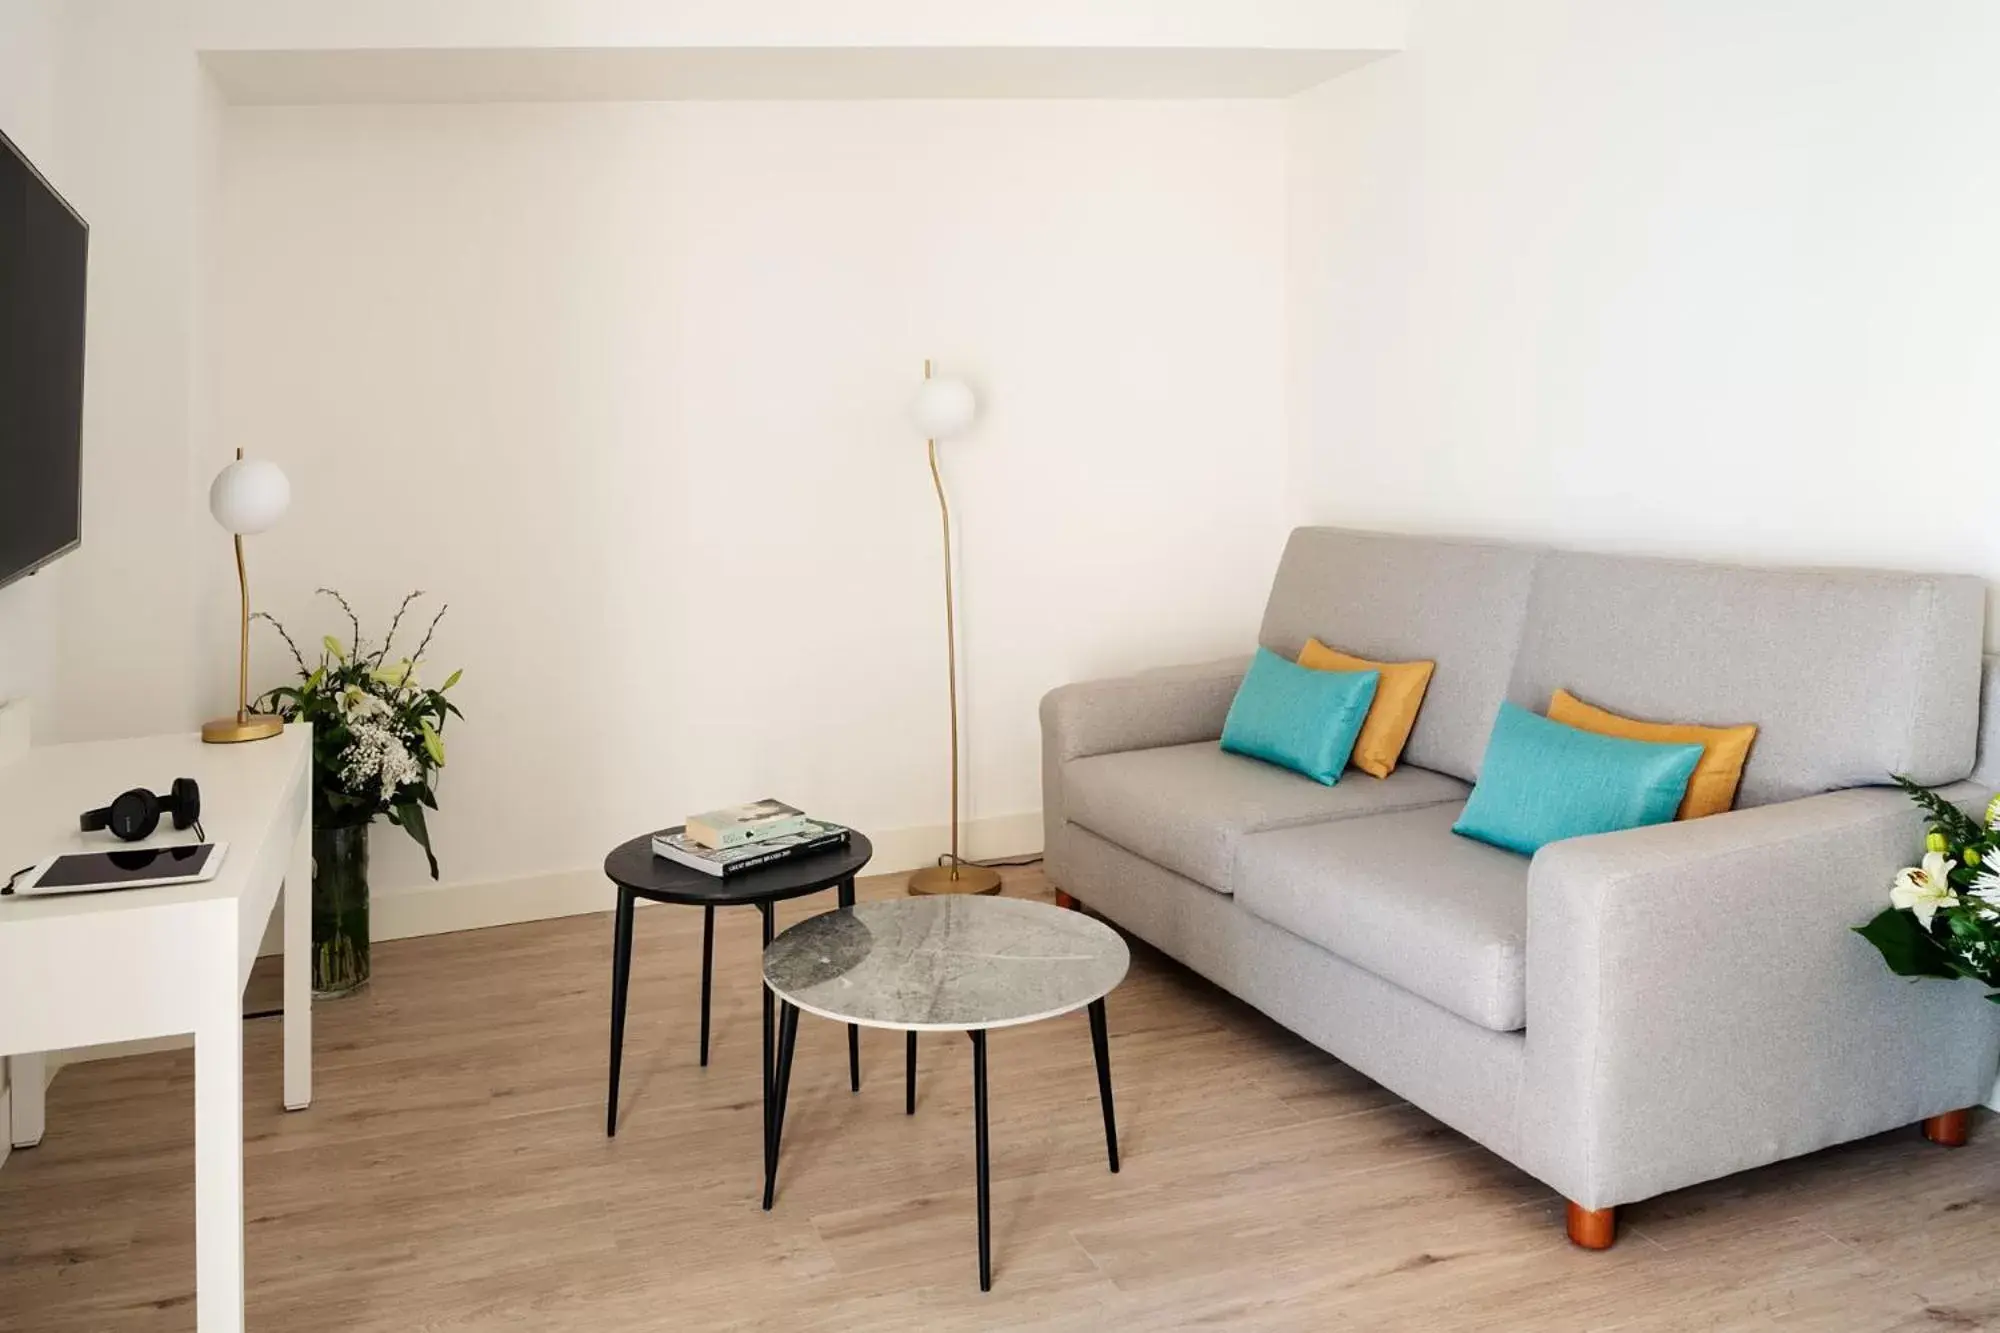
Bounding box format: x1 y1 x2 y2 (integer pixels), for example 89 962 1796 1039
760 903 775 1178
906 1030 917 1115
698 904 715 1067
1088 998 1119 1173
838 876 861 1092
971 1029 991 1292
606 886 636 1137
763 1000 800 1211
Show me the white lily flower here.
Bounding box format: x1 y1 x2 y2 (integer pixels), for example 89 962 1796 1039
1891 851 1959 929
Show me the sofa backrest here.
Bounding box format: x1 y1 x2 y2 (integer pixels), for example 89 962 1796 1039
1259 527 1988 804
1506 549 1985 807
1259 528 1539 782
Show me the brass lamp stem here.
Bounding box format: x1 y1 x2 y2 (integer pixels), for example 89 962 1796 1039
233 532 250 724
927 433 961 875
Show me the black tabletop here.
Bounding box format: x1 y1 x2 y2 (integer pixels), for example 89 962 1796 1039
603 831 874 907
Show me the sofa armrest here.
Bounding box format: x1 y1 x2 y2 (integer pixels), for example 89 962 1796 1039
1518 785 2000 1211
1039 656 1250 891
1040 656 1251 764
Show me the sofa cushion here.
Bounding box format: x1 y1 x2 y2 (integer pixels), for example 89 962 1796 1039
1220 647 1379 785
1235 804 1530 1032
1298 638 1436 779
1453 702 1703 856
1062 742 1469 895
1547 687 1758 820
1258 528 1540 784
1507 550 1986 806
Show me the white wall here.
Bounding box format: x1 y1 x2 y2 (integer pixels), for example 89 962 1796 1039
221 100 1288 898
1 0 1390 754
1288 0 2000 643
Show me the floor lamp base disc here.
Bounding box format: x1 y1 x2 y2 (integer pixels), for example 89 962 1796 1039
202 715 284 744
908 864 1003 896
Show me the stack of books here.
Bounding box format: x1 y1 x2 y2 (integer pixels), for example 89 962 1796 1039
652 799 851 878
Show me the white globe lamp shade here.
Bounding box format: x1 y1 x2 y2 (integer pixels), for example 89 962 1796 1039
908 376 977 442
208 457 291 535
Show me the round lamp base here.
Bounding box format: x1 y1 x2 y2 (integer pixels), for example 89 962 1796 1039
908 863 1003 896
202 714 284 744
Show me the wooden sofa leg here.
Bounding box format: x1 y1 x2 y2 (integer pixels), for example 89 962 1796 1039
1054 890 1078 910
1922 1108 1972 1147
1566 1202 1617 1250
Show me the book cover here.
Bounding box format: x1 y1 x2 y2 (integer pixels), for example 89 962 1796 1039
652 819 849 877
685 798 810 850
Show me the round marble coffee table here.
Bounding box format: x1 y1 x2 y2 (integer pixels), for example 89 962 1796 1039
761 894 1130 1291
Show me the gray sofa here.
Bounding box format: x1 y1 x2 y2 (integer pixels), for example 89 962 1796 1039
1041 527 2000 1247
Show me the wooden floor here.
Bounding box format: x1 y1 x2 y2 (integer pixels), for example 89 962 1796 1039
2 867 1997 1331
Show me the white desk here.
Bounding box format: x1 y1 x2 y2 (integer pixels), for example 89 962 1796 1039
0 726 312 1333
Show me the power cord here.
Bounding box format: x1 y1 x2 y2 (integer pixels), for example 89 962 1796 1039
1 864 31 896
930 853 1044 871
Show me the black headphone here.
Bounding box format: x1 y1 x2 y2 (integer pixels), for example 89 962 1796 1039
80 778 204 843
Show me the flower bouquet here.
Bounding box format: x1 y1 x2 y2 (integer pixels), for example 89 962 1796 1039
1855 777 2000 1003
255 589 464 995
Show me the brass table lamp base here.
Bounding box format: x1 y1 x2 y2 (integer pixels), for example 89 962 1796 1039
202 713 283 744
908 862 1003 896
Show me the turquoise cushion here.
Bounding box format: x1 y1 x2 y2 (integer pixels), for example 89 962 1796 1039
1220 648 1379 786
1454 702 1704 855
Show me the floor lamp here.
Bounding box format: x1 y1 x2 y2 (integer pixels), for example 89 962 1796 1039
906 360 1001 896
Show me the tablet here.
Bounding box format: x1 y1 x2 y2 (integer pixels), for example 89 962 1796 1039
8 843 228 897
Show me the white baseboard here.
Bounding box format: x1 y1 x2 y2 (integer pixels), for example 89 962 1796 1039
248 811 1044 955
373 809 1045 943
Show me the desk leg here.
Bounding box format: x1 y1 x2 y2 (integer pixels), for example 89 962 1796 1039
282 800 314 1112
7 1053 45 1148
195 937 247 1333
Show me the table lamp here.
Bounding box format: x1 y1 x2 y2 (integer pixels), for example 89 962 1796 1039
202 448 290 743
906 360 1000 896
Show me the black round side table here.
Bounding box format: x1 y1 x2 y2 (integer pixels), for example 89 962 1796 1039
601 832 874 1197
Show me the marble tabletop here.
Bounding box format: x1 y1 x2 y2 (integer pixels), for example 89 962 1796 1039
762 895 1130 1032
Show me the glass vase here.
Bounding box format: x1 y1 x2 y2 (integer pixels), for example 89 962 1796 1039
313 822 371 998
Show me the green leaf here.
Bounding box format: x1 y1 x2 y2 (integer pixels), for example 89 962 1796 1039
1892 774 1985 849
441 668 462 691
393 801 440 880
323 634 347 663
1853 908 1966 981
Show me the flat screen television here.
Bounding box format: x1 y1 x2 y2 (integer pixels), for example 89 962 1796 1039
0 126 87 591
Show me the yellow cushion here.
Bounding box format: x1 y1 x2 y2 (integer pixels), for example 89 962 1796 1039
1546 688 1757 820
1297 639 1436 779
